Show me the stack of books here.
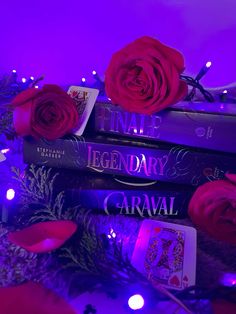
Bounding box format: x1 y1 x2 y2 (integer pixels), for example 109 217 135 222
23 97 236 218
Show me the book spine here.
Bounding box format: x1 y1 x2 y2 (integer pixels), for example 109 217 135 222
93 103 236 154
67 188 191 218
51 170 193 218
23 137 236 186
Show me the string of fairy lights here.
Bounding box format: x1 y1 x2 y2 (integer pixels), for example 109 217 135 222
82 61 234 103
0 61 235 103
0 64 236 311
0 71 43 101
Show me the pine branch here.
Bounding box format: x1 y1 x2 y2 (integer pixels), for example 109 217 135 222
11 165 77 225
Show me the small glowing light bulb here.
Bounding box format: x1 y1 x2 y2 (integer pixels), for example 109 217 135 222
81 77 86 83
12 69 17 73
30 76 34 80
34 85 39 89
0 148 10 154
22 77 27 83
108 228 117 239
206 61 212 68
128 294 145 310
221 273 236 286
6 188 15 200
223 89 228 94
92 70 97 75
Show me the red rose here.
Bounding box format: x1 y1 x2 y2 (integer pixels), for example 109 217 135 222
188 174 236 245
12 84 79 140
105 36 187 114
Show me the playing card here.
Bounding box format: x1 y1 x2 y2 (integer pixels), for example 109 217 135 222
131 220 196 290
67 86 99 136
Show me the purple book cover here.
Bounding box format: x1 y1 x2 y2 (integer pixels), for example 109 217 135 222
23 135 236 186
51 170 193 218
71 189 190 218
93 101 236 153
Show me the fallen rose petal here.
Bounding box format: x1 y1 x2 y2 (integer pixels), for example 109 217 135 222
0 282 76 314
8 220 77 253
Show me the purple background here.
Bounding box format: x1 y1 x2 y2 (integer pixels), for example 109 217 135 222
1 0 235 87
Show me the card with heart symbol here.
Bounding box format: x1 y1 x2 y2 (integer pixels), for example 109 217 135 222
131 220 196 290
67 86 99 136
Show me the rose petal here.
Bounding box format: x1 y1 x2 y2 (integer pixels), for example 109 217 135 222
225 173 236 185
13 101 32 136
131 36 185 72
174 79 188 102
42 84 68 95
0 282 76 314
8 220 77 253
12 88 40 107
